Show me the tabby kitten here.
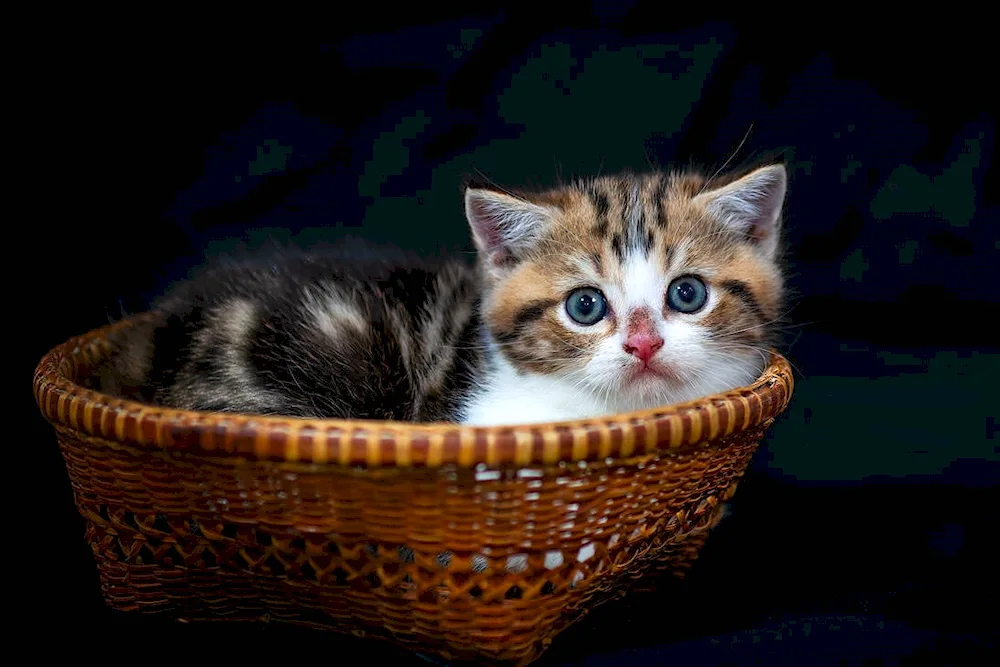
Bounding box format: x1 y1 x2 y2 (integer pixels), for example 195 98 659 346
101 163 788 426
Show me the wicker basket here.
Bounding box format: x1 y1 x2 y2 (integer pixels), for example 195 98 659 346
34 316 793 665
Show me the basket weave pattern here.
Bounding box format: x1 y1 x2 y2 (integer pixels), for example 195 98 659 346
35 318 793 665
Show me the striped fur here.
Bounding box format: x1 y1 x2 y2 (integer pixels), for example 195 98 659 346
102 243 483 421
101 164 788 426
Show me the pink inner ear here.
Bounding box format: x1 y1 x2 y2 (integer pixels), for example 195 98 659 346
749 220 771 242
750 196 782 242
468 197 506 256
467 193 523 267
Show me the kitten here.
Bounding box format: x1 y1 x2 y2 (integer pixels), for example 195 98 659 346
100 163 787 426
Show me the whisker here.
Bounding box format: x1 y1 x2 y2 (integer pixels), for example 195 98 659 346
697 123 755 197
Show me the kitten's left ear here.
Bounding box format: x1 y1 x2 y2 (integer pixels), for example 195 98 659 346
694 164 787 259
464 187 555 272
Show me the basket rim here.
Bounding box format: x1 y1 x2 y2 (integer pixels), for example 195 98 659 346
34 315 794 468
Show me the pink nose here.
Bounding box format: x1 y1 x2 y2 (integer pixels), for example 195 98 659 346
623 332 664 365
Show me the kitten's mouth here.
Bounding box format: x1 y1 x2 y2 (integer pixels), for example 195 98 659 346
628 361 680 384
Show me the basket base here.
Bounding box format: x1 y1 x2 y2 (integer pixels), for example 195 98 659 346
87 501 727 665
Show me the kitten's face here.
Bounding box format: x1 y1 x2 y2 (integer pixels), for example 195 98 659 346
466 165 787 412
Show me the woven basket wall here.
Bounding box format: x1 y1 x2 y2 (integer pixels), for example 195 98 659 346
33 317 794 665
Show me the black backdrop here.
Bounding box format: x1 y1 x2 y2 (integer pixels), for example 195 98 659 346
29 7 997 664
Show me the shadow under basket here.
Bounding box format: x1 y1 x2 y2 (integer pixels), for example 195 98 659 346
34 316 794 665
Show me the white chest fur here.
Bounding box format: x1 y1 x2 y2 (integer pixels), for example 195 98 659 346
459 356 611 426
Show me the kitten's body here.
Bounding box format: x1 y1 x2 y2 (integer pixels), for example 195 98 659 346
103 245 483 421
103 165 788 426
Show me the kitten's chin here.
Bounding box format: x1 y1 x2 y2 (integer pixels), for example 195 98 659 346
626 362 681 384
613 352 765 412
618 360 686 402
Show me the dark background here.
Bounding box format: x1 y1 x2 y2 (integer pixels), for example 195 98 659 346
29 7 997 664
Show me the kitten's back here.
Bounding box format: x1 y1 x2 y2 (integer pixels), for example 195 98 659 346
101 242 484 421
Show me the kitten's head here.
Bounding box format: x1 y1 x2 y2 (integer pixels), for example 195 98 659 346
464 164 787 412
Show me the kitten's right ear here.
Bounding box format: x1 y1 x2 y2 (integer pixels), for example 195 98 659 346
464 188 553 270
693 163 787 260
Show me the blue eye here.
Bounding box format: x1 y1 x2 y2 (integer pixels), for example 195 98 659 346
666 275 708 313
565 287 608 326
